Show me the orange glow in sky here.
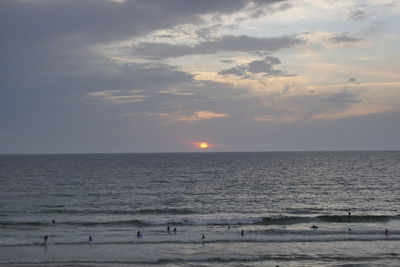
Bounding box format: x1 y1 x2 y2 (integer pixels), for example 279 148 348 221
192 142 212 149
199 142 209 149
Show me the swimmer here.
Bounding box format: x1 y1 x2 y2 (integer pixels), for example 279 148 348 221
348 228 352 232
41 235 48 246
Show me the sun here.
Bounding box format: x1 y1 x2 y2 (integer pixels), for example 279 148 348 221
199 142 209 149
192 142 211 149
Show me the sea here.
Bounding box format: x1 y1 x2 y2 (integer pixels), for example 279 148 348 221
0 151 400 266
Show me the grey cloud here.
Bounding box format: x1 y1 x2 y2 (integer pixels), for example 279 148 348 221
0 0 257 46
329 33 362 43
349 9 368 20
134 35 304 58
323 88 363 103
219 67 247 76
220 59 236 64
219 56 289 77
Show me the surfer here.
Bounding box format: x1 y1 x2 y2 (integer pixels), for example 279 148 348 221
241 229 244 236
173 227 177 233
202 234 205 239
89 235 93 242
311 224 318 229
228 225 230 229
52 219 55 224
167 225 170 232
348 211 351 216
385 229 388 235
137 231 141 239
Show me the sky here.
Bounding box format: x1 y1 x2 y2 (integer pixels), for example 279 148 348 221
1 0 399 153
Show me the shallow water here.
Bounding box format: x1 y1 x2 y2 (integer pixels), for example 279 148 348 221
1 151 399 266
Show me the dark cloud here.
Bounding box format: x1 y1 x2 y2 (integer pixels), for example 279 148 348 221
329 33 362 43
219 56 292 77
134 35 304 58
219 66 247 76
0 0 260 45
349 9 368 20
323 88 363 103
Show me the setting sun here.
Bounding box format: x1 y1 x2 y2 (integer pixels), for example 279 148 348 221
199 142 209 149
192 142 212 149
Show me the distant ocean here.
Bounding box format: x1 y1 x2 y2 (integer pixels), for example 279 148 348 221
1 151 400 266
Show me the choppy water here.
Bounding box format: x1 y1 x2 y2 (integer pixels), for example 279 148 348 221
0 151 400 266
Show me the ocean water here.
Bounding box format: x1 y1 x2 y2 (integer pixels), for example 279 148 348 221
0 151 400 266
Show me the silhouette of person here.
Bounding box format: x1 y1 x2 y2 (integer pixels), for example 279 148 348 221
385 229 388 235
52 219 55 224
173 227 177 233
89 235 93 242
348 212 351 216
202 234 205 239
241 229 244 236
42 235 48 246
137 231 141 238
228 225 230 229
167 225 170 232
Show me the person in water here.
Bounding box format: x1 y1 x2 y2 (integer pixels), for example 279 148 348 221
89 235 93 242
311 224 318 229
241 229 244 236
173 227 177 233
202 234 205 239
137 231 141 238
348 211 351 216
385 229 389 235
52 219 55 224
42 235 48 246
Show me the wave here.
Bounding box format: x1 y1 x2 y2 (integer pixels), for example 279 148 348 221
317 215 394 223
0 237 400 247
0 219 146 227
38 208 195 215
2 234 400 248
259 214 399 225
1 214 398 228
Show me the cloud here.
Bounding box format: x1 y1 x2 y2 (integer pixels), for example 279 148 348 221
133 35 304 58
323 91 363 103
348 9 368 20
176 110 229 121
87 90 147 104
329 33 362 43
219 56 293 77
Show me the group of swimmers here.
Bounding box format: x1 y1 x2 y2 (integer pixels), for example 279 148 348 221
42 214 391 245
135 225 244 240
